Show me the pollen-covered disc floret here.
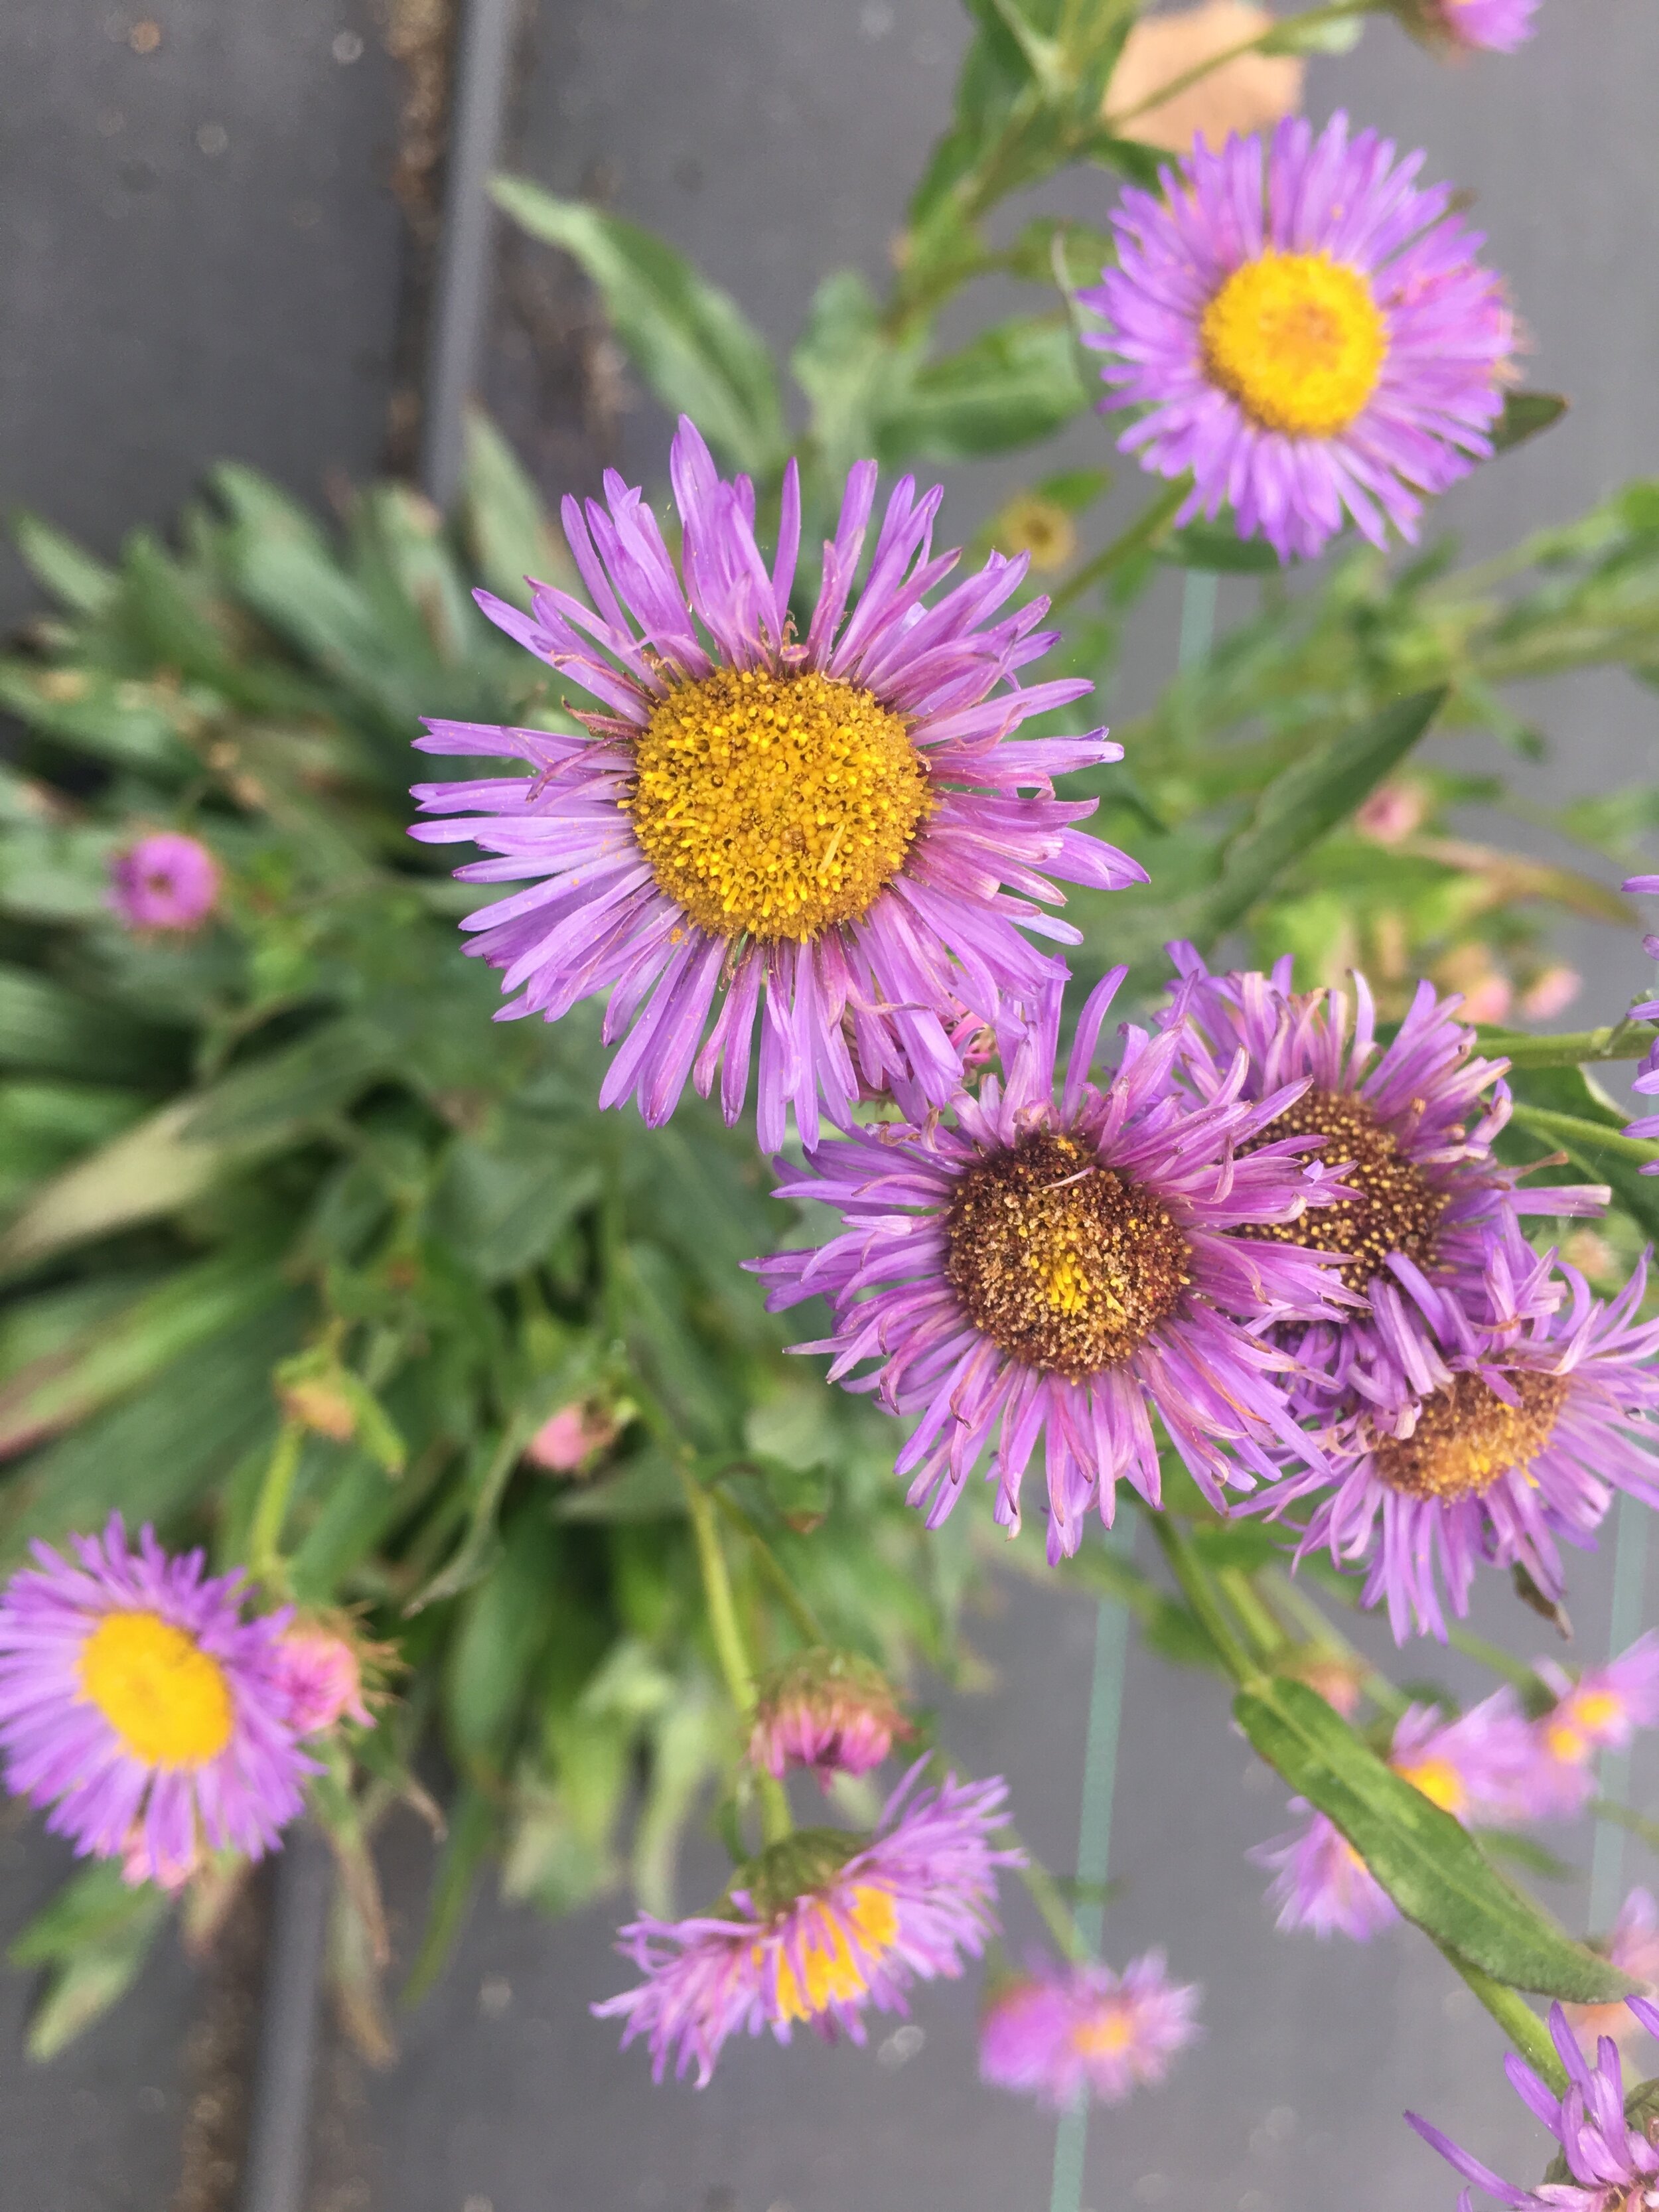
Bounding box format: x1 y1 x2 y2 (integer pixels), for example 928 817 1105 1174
593 1765 1019 2085
1165 948 1605 1428
1271 1224 1659 1641
412 417 1141 1149
1409 1998 1659 2212
0 1516 315 1889
979 1949 1202 2110
1080 111 1513 560
753 972 1346 1562
625 666 930 940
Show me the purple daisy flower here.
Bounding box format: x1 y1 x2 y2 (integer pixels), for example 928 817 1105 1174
979 1949 1201 2109
1567 1888 1659 2057
0 1516 314 1889
1164 950 1606 1428
754 972 1346 1562
593 1764 1019 2086
411 418 1141 1149
1257 1687 1546 1941
1079 111 1514 561
1409 1998 1659 2211
1536 1631 1659 1777
1419 0 1542 54
108 831 220 933
1269 1226 1659 1641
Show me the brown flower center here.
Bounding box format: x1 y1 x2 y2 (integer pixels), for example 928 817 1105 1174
1372 1371 1568 1503
944 1130 1191 1380
1238 1087 1445 1293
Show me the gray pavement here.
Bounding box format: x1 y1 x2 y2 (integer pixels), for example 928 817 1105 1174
2 3 1658 2207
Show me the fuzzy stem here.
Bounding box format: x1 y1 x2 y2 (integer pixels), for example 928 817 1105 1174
681 1469 792 1846
250 1420 306 1589
1437 1949 1569 2097
1484 1017 1658 1069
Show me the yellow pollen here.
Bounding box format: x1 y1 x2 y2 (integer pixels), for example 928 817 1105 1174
1200 251 1387 437
79 1609 234 1769
623 666 931 942
1545 1690 1624 1765
772 1884 900 2024
1372 1372 1568 1505
1074 2007 1135 2059
1393 1753 1467 1818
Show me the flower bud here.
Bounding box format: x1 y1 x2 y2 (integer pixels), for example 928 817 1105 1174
525 1399 620 1473
274 1619 375 1737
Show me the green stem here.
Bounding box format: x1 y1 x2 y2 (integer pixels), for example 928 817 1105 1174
1216 1566 1285 1664
1009 1838 1090 1964
1260 1569 1409 1720
681 1469 792 1847
1589 1798 1659 1858
1145 1509 1254 1684
249 1420 305 1588
1050 482 1189 611
1482 1018 1658 1069
1437 1948 1569 2096
1103 0 1371 133
1447 1625 1553 1706
710 1483 829 1647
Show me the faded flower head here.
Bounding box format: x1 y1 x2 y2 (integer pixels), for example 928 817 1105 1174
273 1617 376 1738
755 971 1346 1563
749 1649 912 1786
1409 1998 1659 2211
412 416 1141 1150
1082 112 1513 561
593 1765 1020 2085
108 832 220 934
524 1400 621 1474
0 1516 313 1889
980 1949 1201 2108
1105 3 1303 155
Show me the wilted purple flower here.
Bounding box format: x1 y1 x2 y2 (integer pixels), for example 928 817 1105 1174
1164 950 1603 1428
412 417 1141 1149
1080 112 1513 561
1258 1688 1559 1941
755 972 1345 1562
979 1950 1201 2109
1271 1230 1659 1641
1566 1889 1659 2057
593 1765 1019 2085
1409 1998 1659 2211
108 832 220 933
1419 0 1542 54
749 1650 911 1787
0 1517 313 1889
273 1620 375 1738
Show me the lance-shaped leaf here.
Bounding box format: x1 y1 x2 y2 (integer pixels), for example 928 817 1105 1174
879 317 1093 463
9 1862 169 2062
1492 391 1569 456
1236 1676 1636 2001
490 181 786 478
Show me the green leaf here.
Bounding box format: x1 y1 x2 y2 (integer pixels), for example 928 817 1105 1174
442 1504 561 1770
1236 1676 1635 2000
401 1783 495 2008
462 409 573 602
489 181 786 477
791 271 919 484
432 1132 603 1286
1492 391 1569 457
9 1862 169 2061
1194 687 1447 945
0 964 178 1085
11 513 119 616
879 317 1092 462
0 664 190 774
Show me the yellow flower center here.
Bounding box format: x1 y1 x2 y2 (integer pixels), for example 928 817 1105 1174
1545 1689 1624 1765
1393 1753 1467 1818
79 1609 234 1769
772 1884 899 2024
1372 1372 1569 1505
1073 2006 1135 2059
624 666 931 942
945 1129 1192 1381
1200 251 1388 437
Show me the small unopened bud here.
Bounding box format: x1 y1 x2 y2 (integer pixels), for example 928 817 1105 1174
1521 964 1581 1021
524 1400 620 1474
279 1376 358 1441
1285 1651 1367 1720
1354 780 1427 847
749 1649 912 1787
274 1620 374 1737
